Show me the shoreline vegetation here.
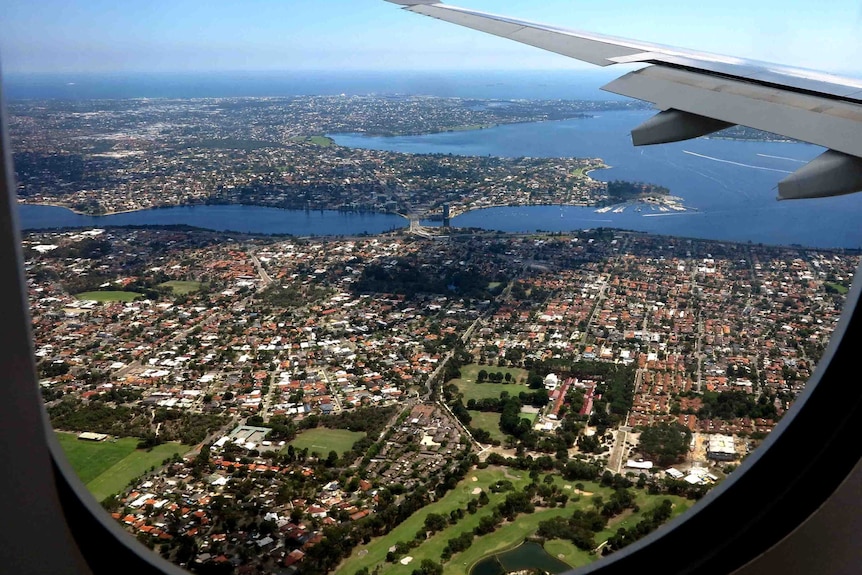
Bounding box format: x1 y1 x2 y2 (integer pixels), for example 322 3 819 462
18 160 688 223
20 193 682 223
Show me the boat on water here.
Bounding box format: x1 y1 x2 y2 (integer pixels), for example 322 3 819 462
595 206 613 213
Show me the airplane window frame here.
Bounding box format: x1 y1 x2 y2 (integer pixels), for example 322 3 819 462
1 71 860 575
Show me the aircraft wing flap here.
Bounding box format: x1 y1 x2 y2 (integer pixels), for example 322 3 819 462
604 66 862 158
387 1 862 199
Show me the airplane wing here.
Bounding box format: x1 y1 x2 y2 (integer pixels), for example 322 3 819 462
386 0 862 200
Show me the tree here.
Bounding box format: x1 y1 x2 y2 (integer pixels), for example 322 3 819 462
638 423 692 466
424 513 448 533
412 559 443 575
326 450 339 467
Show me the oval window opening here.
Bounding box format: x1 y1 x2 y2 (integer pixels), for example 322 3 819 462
5 3 861 575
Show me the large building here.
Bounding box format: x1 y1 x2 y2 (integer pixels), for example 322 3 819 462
707 434 737 461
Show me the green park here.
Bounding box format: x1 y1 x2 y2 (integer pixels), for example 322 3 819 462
75 291 142 302
56 432 188 503
451 364 531 402
335 465 691 575
159 280 204 294
286 428 365 458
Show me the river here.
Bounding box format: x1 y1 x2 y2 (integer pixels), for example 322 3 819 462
17 204 406 237
331 110 862 249
18 110 862 248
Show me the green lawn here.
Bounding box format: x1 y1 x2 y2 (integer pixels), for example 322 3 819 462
467 411 506 442
335 470 612 575
159 280 203 294
519 411 539 425
449 507 576 575
451 364 530 402
56 432 187 503
543 539 595 570
286 428 365 457
56 432 138 483
826 282 850 295
309 136 335 147
595 492 692 543
335 467 693 575
76 290 141 302
291 135 335 147
336 467 521 575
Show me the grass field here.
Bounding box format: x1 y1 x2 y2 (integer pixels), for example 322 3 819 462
543 539 594 570
336 464 695 575
159 280 203 294
595 492 692 543
467 411 506 442
56 432 187 502
335 466 523 575
448 506 576 575
286 428 365 457
519 411 539 425
76 290 141 302
291 135 335 147
56 433 138 483
826 282 850 295
335 468 613 575
451 364 531 403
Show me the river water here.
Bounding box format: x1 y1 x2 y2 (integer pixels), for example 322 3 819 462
18 204 406 237
332 110 862 249
19 110 862 248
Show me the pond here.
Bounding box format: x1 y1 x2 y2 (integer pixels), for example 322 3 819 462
471 541 572 575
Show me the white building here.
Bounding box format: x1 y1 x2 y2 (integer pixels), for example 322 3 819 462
707 434 737 461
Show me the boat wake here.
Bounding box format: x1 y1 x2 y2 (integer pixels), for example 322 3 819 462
683 150 794 174
756 153 807 163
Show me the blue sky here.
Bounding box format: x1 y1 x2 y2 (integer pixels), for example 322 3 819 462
2 0 862 75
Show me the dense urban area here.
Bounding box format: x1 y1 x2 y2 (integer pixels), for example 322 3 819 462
12 96 675 220
14 96 856 575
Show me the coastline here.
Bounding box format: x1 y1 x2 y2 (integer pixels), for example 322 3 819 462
17 200 146 217
20 195 659 225
19 200 409 219
325 113 596 140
